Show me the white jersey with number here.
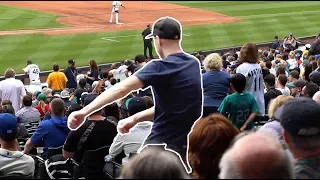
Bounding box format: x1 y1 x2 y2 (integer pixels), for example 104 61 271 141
23 64 40 82
236 62 265 116
112 1 121 11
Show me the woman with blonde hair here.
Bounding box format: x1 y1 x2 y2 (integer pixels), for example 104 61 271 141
202 53 230 117
259 95 293 145
236 42 265 117
287 51 298 70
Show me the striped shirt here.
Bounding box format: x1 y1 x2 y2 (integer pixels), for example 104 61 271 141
16 106 41 123
295 156 320 179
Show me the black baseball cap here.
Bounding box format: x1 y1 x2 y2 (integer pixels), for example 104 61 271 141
145 17 181 40
68 59 75 65
280 97 320 138
27 60 32 65
127 97 147 116
84 94 99 106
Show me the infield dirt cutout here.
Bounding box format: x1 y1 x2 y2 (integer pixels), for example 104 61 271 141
0 1 241 36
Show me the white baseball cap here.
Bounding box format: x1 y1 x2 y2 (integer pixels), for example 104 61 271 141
305 44 311 49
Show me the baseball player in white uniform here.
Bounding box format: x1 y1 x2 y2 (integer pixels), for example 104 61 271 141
109 1 125 25
23 60 40 85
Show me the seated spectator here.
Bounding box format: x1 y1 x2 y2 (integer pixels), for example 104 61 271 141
310 71 320 87
142 96 154 109
107 77 117 89
1 104 28 139
63 94 117 163
16 95 41 123
0 113 34 176
69 78 88 104
280 98 320 179
302 82 319 98
104 102 121 121
42 88 53 99
188 114 239 179
66 103 82 117
264 74 282 114
259 95 293 146
34 93 49 118
218 73 260 131
1 100 12 106
120 147 189 179
276 75 291 96
266 60 276 77
287 51 298 70
303 63 313 81
32 90 41 107
288 70 300 83
219 131 294 179
105 97 150 164
60 90 73 109
290 80 307 97
24 98 70 158
313 91 320 103
202 53 230 117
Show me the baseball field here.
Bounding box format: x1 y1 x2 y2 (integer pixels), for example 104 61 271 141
0 1 320 73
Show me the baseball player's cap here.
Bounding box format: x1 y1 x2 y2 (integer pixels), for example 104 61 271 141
68 59 75 65
145 17 181 40
27 60 32 65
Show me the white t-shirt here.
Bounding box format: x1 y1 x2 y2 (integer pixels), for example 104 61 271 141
112 1 122 10
276 87 291 96
287 59 298 70
116 65 128 73
23 64 40 82
236 63 265 116
0 148 34 176
0 78 27 113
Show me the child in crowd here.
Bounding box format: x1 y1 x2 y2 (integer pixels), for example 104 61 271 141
218 73 260 131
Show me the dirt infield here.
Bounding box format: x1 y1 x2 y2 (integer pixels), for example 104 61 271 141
0 1 241 35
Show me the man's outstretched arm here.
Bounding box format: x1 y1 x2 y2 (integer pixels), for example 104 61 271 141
83 75 143 115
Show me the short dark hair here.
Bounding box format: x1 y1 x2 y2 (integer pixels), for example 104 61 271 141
110 78 117 85
303 82 319 98
264 74 276 87
231 73 246 93
104 102 120 121
78 78 87 88
22 95 32 107
0 132 17 142
102 71 108 79
135 54 146 64
222 55 227 61
1 104 15 115
265 61 272 69
289 70 300 79
278 74 288 86
53 64 59 71
1 100 12 106
50 98 65 117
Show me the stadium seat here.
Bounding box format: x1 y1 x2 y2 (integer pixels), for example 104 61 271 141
46 146 63 159
81 146 110 179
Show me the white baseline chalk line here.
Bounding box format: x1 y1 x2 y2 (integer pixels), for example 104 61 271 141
101 33 192 40
101 37 120 42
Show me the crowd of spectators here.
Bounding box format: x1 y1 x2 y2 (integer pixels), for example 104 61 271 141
0 17 320 179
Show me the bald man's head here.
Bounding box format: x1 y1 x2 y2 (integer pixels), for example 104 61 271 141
312 91 320 103
219 133 294 179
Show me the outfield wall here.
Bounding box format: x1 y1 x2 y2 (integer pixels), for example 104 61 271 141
0 35 315 82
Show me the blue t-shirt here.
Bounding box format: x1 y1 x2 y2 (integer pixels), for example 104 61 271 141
30 116 70 158
135 53 203 147
64 67 77 89
202 70 230 108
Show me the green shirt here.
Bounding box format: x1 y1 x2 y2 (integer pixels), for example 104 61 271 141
218 92 260 129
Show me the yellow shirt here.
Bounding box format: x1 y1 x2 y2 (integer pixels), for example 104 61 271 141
46 71 68 91
302 50 309 58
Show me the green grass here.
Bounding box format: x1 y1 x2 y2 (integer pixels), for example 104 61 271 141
0 4 65 30
1 1 320 73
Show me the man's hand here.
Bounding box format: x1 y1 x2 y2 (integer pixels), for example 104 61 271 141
117 116 137 134
68 109 87 130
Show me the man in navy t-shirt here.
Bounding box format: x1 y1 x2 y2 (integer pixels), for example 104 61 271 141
68 16 203 160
